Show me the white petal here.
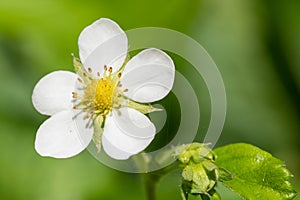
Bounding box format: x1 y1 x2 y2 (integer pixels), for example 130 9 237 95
102 136 132 160
112 107 156 139
35 110 93 158
102 108 155 159
121 48 175 103
78 18 128 75
32 71 77 116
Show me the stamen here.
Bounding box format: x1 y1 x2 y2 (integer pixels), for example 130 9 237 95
84 114 91 119
77 78 83 83
72 109 85 120
72 92 78 98
85 114 96 128
74 62 124 122
123 89 128 92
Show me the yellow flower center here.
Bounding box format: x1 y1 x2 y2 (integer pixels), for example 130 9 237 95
71 61 157 136
74 66 124 117
93 78 115 112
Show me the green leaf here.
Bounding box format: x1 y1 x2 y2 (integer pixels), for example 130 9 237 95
214 143 297 200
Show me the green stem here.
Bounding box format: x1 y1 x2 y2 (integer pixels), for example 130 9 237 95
133 153 158 200
142 162 181 200
135 152 181 200
143 173 159 200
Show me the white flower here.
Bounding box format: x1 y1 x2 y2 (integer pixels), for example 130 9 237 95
32 18 175 160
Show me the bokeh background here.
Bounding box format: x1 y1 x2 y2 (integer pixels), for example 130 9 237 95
0 0 299 199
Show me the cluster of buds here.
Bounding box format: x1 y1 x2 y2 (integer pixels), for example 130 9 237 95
178 143 225 200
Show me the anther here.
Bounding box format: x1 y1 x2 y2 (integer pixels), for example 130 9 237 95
123 89 128 92
72 92 78 98
83 72 87 77
73 106 78 109
118 72 122 78
77 78 83 83
97 72 101 77
88 68 92 73
118 83 122 87
108 67 112 73
104 65 107 71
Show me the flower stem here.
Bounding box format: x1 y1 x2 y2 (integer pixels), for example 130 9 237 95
143 173 159 200
135 152 181 200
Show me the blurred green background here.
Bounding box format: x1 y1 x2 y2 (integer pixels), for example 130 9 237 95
0 0 299 199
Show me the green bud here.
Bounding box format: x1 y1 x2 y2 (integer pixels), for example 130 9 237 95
178 143 216 165
178 143 222 199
